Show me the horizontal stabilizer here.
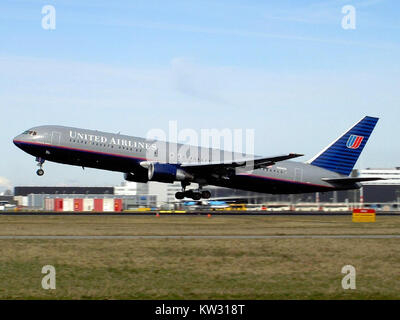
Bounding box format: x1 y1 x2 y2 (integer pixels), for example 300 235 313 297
322 177 385 185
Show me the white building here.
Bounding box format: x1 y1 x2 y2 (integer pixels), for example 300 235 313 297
358 167 400 185
148 181 191 206
114 181 149 195
114 181 190 207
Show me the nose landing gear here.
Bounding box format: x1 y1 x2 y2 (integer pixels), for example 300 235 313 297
36 157 45 176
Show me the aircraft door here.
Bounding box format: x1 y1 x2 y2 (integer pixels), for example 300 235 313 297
51 131 61 146
41 131 51 144
294 168 303 182
167 143 178 164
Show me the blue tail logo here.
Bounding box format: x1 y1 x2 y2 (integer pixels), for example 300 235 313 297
346 135 364 149
308 116 379 176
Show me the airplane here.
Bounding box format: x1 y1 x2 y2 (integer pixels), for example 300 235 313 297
13 116 383 200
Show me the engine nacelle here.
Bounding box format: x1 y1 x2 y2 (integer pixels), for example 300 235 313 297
124 169 149 183
148 163 193 183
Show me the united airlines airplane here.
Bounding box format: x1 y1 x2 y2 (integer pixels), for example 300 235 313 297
13 116 382 200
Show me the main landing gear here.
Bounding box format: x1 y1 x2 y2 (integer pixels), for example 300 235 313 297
175 190 211 200
36 157 45 176
175 182 211 200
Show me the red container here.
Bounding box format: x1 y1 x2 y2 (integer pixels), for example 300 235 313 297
74 199 83 212
114 199 123 212
94 199 103 212
54 198 63 212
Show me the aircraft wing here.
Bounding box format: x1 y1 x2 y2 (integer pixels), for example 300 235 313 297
322 177 385 184
180 153 304 172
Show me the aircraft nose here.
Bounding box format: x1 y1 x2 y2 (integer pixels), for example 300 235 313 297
13 134 23 146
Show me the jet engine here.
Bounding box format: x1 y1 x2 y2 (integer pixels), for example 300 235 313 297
147 163 193 183
123 169 149 183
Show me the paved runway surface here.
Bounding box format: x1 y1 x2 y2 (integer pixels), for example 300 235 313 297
1 211 400 216
1 235 400 239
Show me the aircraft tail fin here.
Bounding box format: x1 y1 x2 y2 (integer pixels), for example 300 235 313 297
307 116 379 176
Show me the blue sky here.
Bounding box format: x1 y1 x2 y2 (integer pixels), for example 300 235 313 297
0 0 399 189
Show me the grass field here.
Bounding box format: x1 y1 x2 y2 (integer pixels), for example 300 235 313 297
1 215 400 299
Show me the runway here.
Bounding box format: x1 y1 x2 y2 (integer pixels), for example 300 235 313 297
1 235 400 239
2 211 400 216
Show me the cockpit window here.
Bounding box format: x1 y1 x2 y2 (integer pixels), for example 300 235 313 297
23 130 37 136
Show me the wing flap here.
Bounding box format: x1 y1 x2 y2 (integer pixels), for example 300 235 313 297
180 153 303 171
322 177 385 184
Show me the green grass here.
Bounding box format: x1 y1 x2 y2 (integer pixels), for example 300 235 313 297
1 215 400 299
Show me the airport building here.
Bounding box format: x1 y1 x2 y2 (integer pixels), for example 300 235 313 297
114 182 148 195
114 181 181 207
14 186 114 196
24 193 157 210
10 167 400 211
357 168 400 203
13 185 157 210
357 167 400 185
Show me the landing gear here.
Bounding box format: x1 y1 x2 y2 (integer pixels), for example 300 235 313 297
36 157 45 176
175 190 204 200
175 183 212 200
175 192 185 200
201 190 211 199
192 192 201 201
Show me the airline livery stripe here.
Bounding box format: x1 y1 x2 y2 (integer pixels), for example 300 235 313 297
14 140 149 161
15 141 334 189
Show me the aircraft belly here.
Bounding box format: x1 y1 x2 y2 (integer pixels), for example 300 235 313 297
21 142 140 173
212 174 328 194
